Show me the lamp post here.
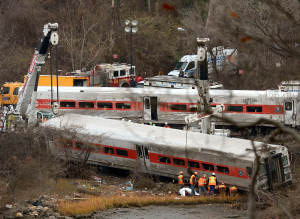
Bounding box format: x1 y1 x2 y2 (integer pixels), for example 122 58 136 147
125 20 138 76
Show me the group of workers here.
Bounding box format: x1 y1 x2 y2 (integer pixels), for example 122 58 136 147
178 171 238 197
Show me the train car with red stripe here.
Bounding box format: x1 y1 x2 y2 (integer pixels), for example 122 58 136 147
42 113 292 191
32 85 300 130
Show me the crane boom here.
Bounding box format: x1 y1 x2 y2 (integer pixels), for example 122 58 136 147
16 23 58 118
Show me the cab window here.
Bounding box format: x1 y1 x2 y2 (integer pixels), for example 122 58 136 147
13 87 19 95
120 70 126 76
186 62 195 70
113 71 119 77
1 87 10 94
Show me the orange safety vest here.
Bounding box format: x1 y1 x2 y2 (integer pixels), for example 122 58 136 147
190 175 196 185
208 176 216 186
230 186 237 195
198 177 207 186
178 175 184 185
219 184 226 190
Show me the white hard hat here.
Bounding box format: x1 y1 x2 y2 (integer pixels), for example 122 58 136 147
212 172 215 176
165 122 168 125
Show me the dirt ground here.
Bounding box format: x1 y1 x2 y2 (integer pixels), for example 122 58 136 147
93 204 248 219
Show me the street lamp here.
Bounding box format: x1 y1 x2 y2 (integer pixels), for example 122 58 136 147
125 20 138 76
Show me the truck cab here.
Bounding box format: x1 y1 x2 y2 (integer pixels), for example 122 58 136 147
0 82 24 108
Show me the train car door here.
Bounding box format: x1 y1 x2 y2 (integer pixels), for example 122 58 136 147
284 100 295 126
136 145 151 171
143 97 158 121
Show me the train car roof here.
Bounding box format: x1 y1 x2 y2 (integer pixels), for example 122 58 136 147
42 113 281 162
37 86 299 99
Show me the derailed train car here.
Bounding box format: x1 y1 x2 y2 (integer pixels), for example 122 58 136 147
33 85 300 129
42 114 292 191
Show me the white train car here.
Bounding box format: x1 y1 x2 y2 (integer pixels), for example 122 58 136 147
42 114 292 191
33 86 300 129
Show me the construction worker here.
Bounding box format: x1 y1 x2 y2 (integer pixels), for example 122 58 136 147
208 172 218 196
189 172 198 196
219 182 226 195
198 174 207 196
178 171 184 188
229 186 238 196
164 122 170 128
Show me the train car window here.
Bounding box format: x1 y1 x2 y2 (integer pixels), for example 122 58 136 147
75 142 84 149
210 104 216 108
173 158 185 166
258 163 266 175
282 155 288 167
202 163 214 171
97 102 113 109
79 102 95 108
246 167 252 177
217 166 229 174
188 161 200 168
103 147 115 154
13 87 19 95
145 98 150 109
285 102 292 111
186 62 195 70
120 70 126 76
189 105 198 112
144 148 149 159
246 106 262 112
113 71 119 77
170 104 187 110
158 156 171 164
60 101 75 107
227 106 243 112
116 149 128 157
116 103 131 109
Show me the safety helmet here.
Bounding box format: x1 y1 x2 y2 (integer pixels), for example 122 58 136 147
212 172 216 176
180 171 183 174
194 172 198 175
153 124 156 126
222 182 224 185
149 122 152 125
165 122 168 125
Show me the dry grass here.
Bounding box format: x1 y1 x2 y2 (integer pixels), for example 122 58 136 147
58 194 239 216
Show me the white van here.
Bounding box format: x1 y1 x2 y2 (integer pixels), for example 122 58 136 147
168 55 197 77
168 47 237 77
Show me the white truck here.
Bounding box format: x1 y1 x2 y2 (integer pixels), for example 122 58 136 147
168 47 237 77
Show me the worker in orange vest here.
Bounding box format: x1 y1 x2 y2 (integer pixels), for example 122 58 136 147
178 171 184 188
164 122 170 128
198 174 207 196
189 172 198 196
219 182 226 195
208 172 218 196
229 186 238 196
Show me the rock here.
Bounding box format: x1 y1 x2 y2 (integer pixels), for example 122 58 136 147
5 204 13 209
15 212 23 217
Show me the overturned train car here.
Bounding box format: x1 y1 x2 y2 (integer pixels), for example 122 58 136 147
42 114 292 191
